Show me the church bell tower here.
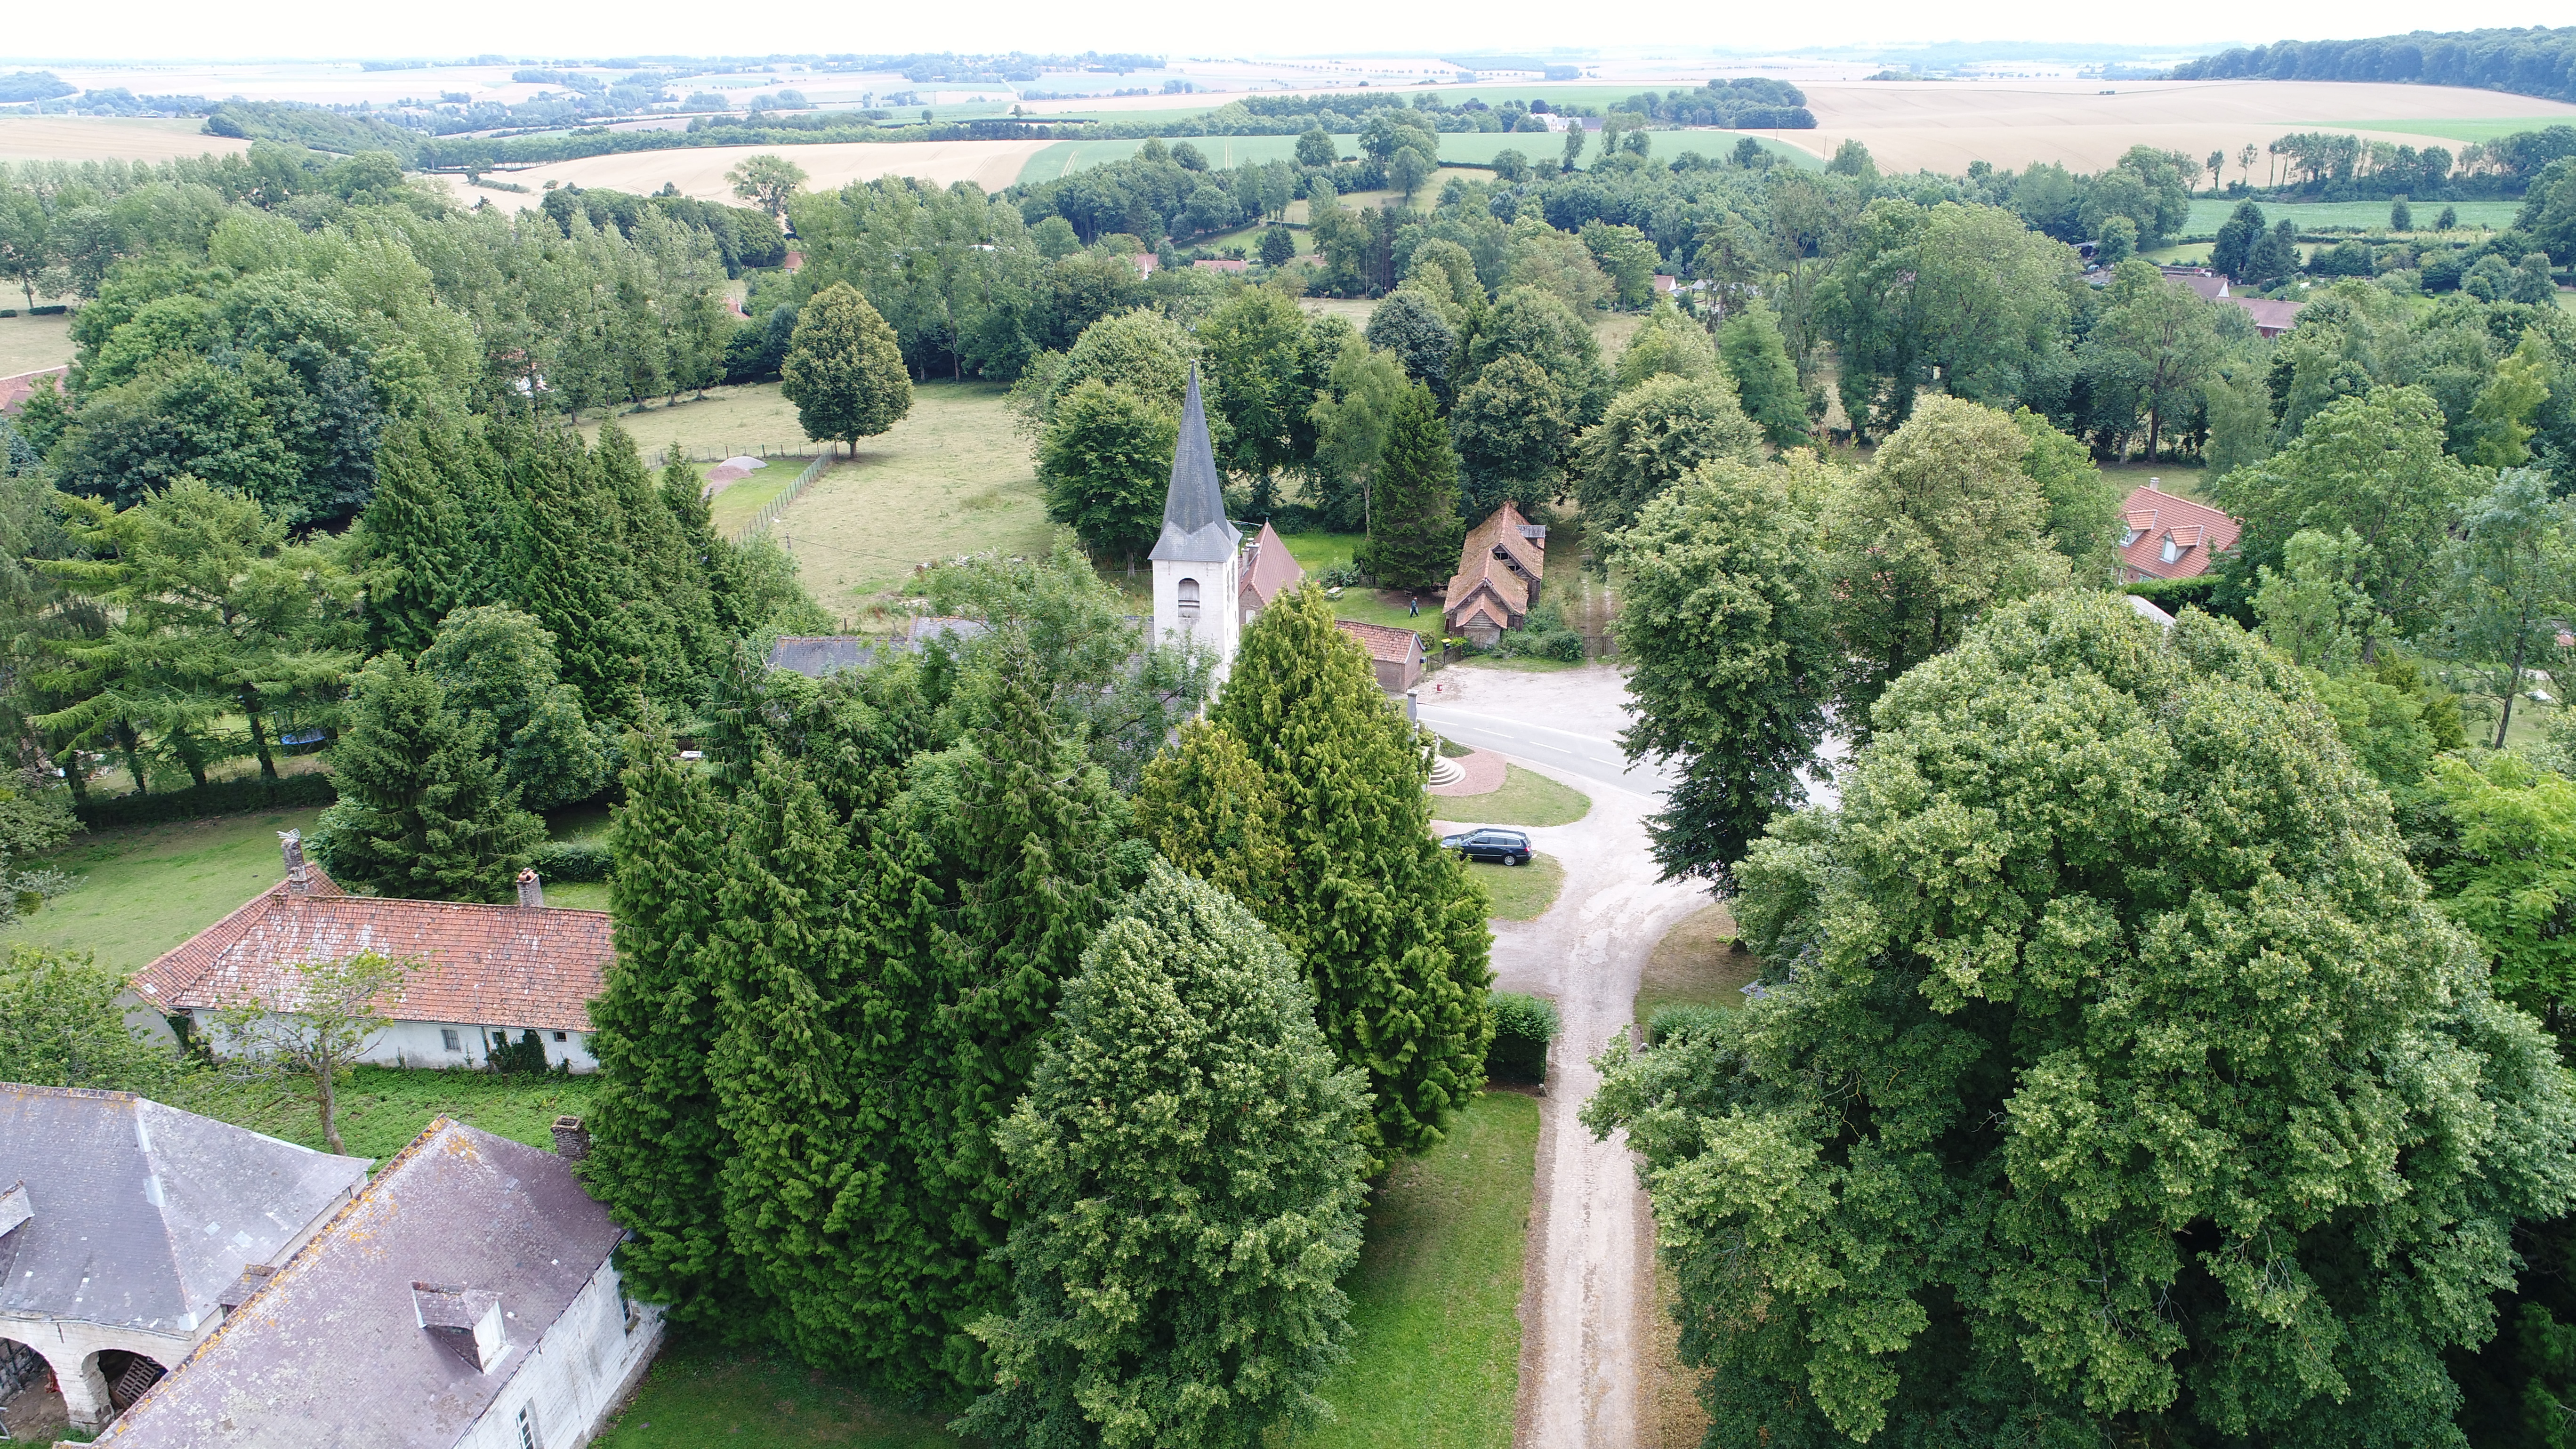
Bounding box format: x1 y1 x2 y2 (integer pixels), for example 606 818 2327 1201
1149 365 1242 690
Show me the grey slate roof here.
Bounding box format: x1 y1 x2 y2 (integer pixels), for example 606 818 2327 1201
99 1119 626 1449
1149 365 1240 564
764 636 878 677
0 1084 368 1336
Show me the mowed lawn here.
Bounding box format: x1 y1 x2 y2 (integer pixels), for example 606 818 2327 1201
578 381 818 460
1465 853 1564 921
771 381 1055 608
1635 903 1760 1025
186 1065 599 1164
2 806 326 976
594 1342 961 1449
1289 1090 1540 1449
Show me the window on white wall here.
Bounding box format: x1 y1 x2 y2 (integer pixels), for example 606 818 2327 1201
441 1029 460 1052
1178 578 1200 616
516 1403 541 1449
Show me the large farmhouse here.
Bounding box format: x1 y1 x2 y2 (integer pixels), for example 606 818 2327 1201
97 1117 661 1449
1443 501 1547 646
131 833 612 1073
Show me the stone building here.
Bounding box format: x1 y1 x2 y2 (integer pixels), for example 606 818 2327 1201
0 1083 368 1430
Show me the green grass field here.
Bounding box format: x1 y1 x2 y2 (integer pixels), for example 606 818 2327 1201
1634 903 1757 1025
765 381 1053 616
593 1341 961 1449
1289 1090 1538 1449
2181 198 2526 234
2 807 326 976
2322 118 2576 145
1439 765 1591 829
1015 127 1805 184
1465 852 1564 921
579 380 818 459
185 1064 599 1163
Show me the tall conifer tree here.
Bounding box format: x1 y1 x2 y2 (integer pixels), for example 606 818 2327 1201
582 739 761 1332
1354 383 1464 591
313 655 544 902
1199 583 1493 1158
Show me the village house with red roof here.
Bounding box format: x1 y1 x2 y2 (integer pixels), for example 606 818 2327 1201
2115 481 2241 583
130 833 612 1074
1443 501 1547 646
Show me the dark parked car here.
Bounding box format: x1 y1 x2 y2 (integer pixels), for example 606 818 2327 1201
1441 828 1533 866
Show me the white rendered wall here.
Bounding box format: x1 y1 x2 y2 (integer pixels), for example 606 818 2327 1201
458 1259 663 1449
197 1016 601 1074
1152 551 1242 693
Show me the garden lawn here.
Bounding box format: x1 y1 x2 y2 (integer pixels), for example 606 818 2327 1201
1466 853 1563 921
1634 903 1760 1024
184 1065 599 1163
768 381 1054 612
592 1338 962 1449
1444 765 1590 829
0 309 73 374
2 806 325 976
1290 1090 1538 1449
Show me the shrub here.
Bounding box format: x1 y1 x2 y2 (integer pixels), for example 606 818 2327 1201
1501 601 1586 661
1644 1001 1728 1047
1488 989 1561 1082
73 772 337 829
531 838 612 883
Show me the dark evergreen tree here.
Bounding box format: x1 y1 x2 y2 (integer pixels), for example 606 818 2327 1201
1354 383 1464 591
500 427 653 724
580 739 761 1333
358 421 473 658
1200 583 1493 1159
962 861 1372 1449
708 749 866 1363
311 654 543 901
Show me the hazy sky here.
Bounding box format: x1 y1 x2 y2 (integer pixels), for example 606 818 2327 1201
7 0 2570 64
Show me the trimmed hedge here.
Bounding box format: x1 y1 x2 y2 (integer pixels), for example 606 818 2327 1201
1487 989 1562 1084
531 838 612 884
74 773 337 829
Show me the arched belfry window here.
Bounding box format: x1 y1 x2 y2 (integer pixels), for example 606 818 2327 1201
1177 578 1200 616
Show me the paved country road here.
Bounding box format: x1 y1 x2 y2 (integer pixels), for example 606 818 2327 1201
1421 664 1708 1448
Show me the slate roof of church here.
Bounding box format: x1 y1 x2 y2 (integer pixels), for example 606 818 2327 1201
0 1084 367 1336
1150 366 1240 564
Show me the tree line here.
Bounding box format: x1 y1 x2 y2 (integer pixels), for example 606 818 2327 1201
2174 25 2576 107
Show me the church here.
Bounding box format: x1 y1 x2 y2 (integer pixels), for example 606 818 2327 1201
1148 365 1426 697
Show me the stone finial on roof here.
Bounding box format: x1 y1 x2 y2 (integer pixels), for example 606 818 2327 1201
515 868 543 909
1150 364 1240 564
281 829 311 895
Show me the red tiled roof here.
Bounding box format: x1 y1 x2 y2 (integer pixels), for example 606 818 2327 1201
1443 501 1545 619
2164 269 2230 303
134 873 612 1033
1240 522 1305 607
2116 484 2242 581
0 365 67 414
1336 619 1424 664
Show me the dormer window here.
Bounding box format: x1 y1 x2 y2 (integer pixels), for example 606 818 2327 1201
2120 526 2140 547
2161 536 2181 564
1177 578 1200 616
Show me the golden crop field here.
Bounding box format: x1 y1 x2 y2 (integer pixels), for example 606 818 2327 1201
1774 79 2576 175
457 139 1052 213
0 116 249 164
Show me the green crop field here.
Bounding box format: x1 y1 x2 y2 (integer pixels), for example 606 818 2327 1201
2181 198 2526 234
1016 126 1805 185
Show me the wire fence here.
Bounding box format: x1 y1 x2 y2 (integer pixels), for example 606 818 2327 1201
734 452 836 542
644 441 822 469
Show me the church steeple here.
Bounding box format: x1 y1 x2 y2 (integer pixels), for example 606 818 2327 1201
1149 364 1240 564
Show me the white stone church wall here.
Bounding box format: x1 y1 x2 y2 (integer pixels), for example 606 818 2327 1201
456 1258 662 1449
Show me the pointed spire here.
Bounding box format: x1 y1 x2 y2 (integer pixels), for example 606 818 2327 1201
1150 364 1240 564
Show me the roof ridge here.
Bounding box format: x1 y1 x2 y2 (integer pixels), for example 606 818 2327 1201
0 1080 139 1103
100 1118 458 1442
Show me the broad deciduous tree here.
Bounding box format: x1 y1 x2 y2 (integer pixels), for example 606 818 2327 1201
781 281 913 454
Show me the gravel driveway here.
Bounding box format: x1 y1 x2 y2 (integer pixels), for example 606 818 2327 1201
1421 663 1709 1448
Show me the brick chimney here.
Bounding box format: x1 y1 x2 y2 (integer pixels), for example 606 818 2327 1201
515 868 543 909
279 830 311 895
551 1115 590 1160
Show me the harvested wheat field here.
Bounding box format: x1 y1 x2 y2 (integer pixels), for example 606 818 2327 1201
458 140 1053 213
0 117 250 164
1774 80 2576 176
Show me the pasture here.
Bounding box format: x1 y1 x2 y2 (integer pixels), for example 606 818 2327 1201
1 806 328 977
766 381 1053 613
1783 78 2576 176
2179 198 2527 233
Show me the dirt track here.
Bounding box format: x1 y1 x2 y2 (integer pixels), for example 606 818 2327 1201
1422 664 1707 1448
